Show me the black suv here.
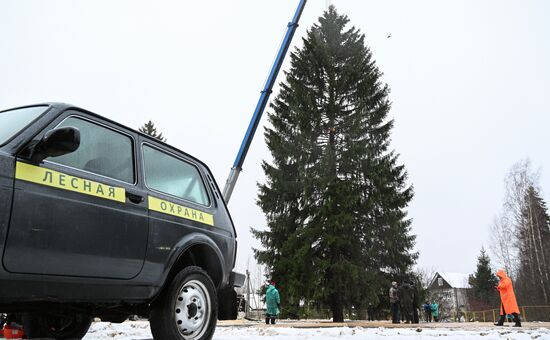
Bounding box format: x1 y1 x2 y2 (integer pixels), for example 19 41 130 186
0 103 244 339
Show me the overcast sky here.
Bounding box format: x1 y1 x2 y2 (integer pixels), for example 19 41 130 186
1 0 549 277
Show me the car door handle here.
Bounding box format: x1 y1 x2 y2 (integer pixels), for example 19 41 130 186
126 192 144 204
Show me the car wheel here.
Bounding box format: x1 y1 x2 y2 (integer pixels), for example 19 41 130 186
22 311 92 339
150 266 218 340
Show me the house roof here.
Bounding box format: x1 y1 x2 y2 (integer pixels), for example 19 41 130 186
430 272 470 289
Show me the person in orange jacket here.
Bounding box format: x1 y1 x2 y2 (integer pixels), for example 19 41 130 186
495 269 521 327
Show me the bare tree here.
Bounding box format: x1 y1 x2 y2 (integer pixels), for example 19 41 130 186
489 214 517 280
503 160 538 229
494 159 550 304
416 267 436 290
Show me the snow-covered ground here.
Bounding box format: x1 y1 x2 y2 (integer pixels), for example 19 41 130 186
83 321 550 340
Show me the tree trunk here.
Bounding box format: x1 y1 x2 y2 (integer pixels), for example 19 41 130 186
331 294 344 322
490 216 515 280
532 197 550 303
528 195 550 303
528 197 549 303
520 211 537 291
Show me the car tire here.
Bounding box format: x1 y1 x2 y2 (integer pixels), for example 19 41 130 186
150 266 218 340
22 311 93 339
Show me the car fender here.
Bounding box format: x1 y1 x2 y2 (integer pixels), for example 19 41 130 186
161 232 226 288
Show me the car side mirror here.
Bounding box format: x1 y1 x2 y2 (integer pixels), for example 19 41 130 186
29 127 80 164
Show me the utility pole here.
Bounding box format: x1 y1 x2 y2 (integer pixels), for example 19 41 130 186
454 287 460 321
245 270 251 320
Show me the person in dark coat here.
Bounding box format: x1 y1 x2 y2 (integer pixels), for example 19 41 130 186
411 282 420 324
399 282 413 324
423 302 432 322
389 282 400 324
367 302 376 321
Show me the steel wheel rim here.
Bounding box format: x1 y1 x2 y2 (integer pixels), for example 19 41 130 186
174 279 211 339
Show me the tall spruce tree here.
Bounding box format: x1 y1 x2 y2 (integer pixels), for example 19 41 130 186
468 248 498 308
139 120 166 142
252 6 416 322
516 186 550 305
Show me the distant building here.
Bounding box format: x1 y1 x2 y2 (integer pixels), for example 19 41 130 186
427 272 471 320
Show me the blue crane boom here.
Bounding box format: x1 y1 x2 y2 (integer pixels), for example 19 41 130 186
222 0 307 203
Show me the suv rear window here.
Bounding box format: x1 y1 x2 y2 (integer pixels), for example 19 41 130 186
0 106 47 145
143 145 210 206
47 116 135 183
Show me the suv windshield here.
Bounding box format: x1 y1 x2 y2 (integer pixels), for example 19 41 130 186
0 106 48 145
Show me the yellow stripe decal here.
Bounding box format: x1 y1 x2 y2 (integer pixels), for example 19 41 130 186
15 161 126 203
148 196 214 226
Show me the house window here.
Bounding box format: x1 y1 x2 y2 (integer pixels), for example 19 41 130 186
438 277 443 287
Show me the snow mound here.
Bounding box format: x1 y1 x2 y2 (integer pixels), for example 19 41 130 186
83 321 550 340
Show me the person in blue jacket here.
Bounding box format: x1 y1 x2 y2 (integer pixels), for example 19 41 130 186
265 281 280 324
423 301 432 322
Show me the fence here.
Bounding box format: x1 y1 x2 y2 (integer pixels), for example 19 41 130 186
458 305 550 322
244 303 550 322
245 306 368 321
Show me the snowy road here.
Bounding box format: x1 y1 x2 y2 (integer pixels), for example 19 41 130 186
82 321 550 340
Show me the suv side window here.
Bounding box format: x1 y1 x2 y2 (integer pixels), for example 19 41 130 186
47 116 135 183
143 145 210 206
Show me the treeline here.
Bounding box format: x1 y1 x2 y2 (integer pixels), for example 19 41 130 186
489 160 550 306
